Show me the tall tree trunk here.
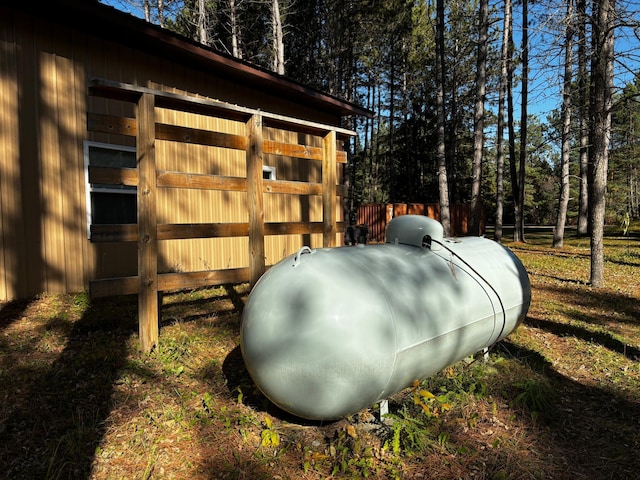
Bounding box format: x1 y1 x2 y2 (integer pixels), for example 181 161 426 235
553 0 575 248
470 0 489 236
495 0 512 242
389 54 396 202
230 0 243 59
507 5 517 241
588 0 615 287
436 0 451 236
272 0 285 74
157 0 164 27
375 84 382 202
513 0 528 242
446 33 460 206
198 0 210 46
143 0 151 22
577 0 589 235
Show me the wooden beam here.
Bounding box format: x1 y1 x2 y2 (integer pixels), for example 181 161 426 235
156 172 247 191
88 166 138 186
87 113 345 164
323 130 337 247
263 140 323 160
247 114 266 286
155 123 247 150
157 223 249 240
87 112 137 136
89 167 346 197
89 268 251 298
91 221 349 243
137 93 158 353
89 276 138 298
263 179 322 195
265 222 323 235
89 78 357 138
90 224 138 242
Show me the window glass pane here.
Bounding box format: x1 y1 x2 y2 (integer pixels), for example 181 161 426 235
89 145 136 168
86 143 137 228
91 192 137 224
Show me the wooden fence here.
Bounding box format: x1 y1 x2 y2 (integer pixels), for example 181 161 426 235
87 79 353 351
357 203 484 243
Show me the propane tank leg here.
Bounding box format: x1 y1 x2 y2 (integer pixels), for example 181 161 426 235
379 399 389 421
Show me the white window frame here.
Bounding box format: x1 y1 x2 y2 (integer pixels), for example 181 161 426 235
262 165 276 180
84 141 137 239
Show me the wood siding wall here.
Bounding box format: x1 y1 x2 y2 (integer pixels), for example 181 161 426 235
0 8 349 301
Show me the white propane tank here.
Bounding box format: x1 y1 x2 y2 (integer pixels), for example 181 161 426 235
240 215 531 420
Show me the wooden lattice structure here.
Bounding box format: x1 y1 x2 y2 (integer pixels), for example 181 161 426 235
87 79 354 351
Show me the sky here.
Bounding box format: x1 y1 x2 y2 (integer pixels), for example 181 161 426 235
100 0 639 121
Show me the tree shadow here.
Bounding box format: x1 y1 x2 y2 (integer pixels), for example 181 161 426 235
0 299 31 330
497 340 640 478
535 283 640 327
529 271 589 285
220 345 332 427
159 284 248 328
0 295 139 479
524 316 640 361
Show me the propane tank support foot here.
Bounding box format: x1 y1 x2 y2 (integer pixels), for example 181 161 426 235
379 399 389 422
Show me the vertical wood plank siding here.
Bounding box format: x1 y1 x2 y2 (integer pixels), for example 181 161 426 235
0 7 353 301
0 19 20 300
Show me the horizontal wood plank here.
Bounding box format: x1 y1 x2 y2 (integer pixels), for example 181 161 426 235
89 79 357 137
86 115 346 161
91 221 348 242
90 276 138 297
89 268 251 298
89 166 138 186
155 123 247 150
158 268 251 292
264 222 323 235
263 179 322 195
263 140 323 160
87 167 347 197
157 171 247 191
158 223 249 240
87 112 137 136
90 224 138 242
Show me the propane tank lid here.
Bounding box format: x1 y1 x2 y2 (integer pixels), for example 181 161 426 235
385 215 444 250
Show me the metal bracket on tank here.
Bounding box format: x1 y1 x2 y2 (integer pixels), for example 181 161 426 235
292 246 313 267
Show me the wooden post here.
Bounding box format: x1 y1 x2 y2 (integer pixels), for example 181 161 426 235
137 93 158 352
247 114 265 286
322 130 337 247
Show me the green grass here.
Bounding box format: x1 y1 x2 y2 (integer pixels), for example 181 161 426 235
0 229 639 479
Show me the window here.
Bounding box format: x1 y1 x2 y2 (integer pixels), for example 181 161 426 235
84 142 137 239
262 165 276 180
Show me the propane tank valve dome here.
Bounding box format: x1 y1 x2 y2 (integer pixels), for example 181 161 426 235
385 215 444 249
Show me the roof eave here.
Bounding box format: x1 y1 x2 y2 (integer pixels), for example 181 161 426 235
20 0 373 119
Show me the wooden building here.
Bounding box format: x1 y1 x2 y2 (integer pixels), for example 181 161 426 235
0 0 370 313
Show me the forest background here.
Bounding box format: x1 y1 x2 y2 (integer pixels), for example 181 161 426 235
103 0 640 274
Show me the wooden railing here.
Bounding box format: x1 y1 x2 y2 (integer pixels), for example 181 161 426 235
87 79 354 351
